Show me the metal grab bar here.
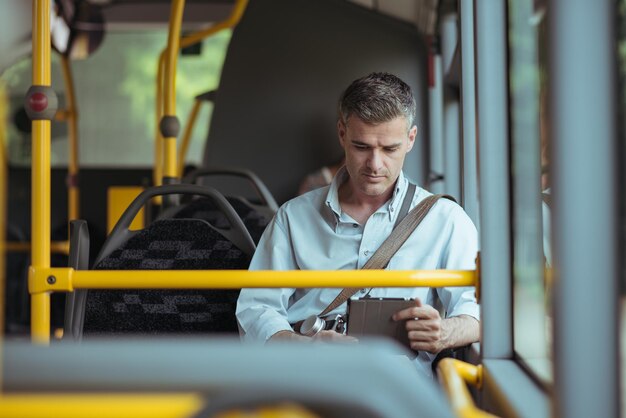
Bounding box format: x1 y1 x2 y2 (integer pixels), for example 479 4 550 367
154 0 249 187
437 358 498 418
5 240 70 255
31 268 477 293
0 393 205 418
29 267 477 342
30 0 53 344
1 79 8 366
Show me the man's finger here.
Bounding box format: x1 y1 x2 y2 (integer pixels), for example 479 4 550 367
392 298 423 321
392 305 435 321
406 319 440 332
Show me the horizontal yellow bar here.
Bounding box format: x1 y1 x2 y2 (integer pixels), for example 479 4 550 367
68 269 475 290
438 359 497 418
0 393 204 418
5 241 69 254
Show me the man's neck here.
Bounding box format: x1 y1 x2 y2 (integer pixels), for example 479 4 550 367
338 181 395 225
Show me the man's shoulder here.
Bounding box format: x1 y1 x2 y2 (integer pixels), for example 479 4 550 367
278 186 329 216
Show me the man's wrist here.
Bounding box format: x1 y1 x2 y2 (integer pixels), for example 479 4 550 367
440 314 479 350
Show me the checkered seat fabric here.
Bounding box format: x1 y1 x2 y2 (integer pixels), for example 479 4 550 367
173 197 270 244
82 219 250 335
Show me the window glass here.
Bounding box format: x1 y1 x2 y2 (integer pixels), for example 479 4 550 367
508 0 552 383
1 29 231 167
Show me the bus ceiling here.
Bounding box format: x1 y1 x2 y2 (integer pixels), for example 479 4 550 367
0 0 452 73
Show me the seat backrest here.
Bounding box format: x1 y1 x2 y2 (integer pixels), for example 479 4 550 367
65 184 255 339
171 196 270 244
82 218 250 335
175 166 277 243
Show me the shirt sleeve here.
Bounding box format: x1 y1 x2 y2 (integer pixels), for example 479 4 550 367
236 212 298 342
436 205 481 321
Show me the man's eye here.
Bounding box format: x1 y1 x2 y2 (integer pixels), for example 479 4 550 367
354 145 368 150
385 147 399 153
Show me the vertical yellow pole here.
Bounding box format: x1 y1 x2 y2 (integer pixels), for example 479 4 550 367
154 53 165 189
0 79 8 389
30 0 52 343
161 0 185 183
60 55 79 221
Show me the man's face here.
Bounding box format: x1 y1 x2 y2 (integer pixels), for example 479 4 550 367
338 115 416 198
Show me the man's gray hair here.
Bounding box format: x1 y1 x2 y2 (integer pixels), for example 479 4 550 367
338 72 416 130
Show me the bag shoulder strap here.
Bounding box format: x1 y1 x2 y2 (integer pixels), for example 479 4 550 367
319 190 455 317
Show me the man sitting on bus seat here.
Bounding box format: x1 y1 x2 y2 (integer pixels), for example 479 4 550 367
236 72 479 377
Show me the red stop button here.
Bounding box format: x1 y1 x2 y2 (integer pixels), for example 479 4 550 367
29 92 48 112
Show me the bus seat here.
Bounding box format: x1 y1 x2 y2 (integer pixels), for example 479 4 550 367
65 185 254 339
63 220 91 340
170 196 269 244
183 167 278 213
171 166 278 243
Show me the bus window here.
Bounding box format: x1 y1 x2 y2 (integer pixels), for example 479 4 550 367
1 29 231 167
508 0 552 383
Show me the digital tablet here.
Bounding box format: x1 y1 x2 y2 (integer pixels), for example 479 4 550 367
346 298 416 350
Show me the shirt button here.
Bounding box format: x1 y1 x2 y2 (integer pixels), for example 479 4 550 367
353 224 358 228
390 207 394 212
364 250 369 256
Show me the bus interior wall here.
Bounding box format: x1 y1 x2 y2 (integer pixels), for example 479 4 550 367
204 0 430 204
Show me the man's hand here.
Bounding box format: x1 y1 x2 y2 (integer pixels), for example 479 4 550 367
269 330 358 343
392 298 479 354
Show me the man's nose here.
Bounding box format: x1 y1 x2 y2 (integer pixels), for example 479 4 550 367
367 150 383 171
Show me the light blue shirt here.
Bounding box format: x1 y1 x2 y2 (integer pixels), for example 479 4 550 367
236 169 479 376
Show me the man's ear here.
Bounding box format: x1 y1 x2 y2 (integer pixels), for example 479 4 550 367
337 119 347 147
406 125 417 152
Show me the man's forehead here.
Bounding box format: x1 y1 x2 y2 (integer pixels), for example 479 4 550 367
344 117 410 142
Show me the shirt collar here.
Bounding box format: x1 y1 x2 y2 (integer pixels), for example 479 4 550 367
325 168 409 222
387 171 408 221
325 166 348 217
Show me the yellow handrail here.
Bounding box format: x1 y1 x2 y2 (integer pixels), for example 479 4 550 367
30 268 476 293
437 359 498 418
0 393 322 418
0 393 205 418
1 78 8 389
30 0 53 344
5 240 70 255
155 0 248 185
29 267 476 342
161 0 186 182
153 54 164 192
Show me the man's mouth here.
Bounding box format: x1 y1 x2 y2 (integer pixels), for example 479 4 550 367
363 173 386 181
